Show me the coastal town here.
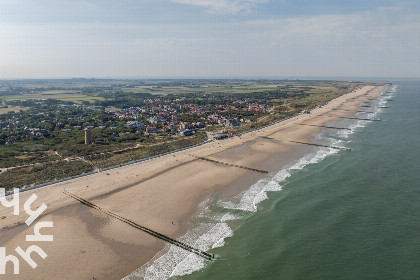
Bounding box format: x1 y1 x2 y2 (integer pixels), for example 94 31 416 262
0 79 367 188
0 80 281 146
0 98 268 145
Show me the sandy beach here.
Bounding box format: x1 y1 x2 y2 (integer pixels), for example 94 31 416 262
0 85 386 280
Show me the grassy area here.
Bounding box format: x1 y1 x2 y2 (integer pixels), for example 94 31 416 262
2 92 105 103
0 133 207 189
0 144 62 168
57 96 106 104
0 105 29 114
121 83 356 96
89 133 207 168
0 160 94 190
122 85 284 95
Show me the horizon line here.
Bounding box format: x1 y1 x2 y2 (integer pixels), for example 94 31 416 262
0 76 417 81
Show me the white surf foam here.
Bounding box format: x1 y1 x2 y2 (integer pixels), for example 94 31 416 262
123 221 234 280
122 144 342 280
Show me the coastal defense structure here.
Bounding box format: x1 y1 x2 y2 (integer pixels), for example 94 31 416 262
85 128 92 145
192 155 268 174
63 190 214 260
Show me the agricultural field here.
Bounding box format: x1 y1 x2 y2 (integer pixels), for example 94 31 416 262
1 90 105 103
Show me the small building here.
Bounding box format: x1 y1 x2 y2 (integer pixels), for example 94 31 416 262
178 122 189 131
147 117 161 124
179 130 194 137
213 132 228 140
196 122 205 128
208 131 228 140
225 119 240 128
125 121 144 129
146 126 159 134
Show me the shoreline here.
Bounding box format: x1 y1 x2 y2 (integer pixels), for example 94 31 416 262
0 84 387 280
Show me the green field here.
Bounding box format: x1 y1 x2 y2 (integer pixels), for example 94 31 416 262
121 83 349 96
0 105 29 114
122 85 286 95
1 91 106 103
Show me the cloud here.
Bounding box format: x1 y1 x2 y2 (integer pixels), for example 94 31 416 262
1 1 419 78
171 0 269 14
237 6 420 77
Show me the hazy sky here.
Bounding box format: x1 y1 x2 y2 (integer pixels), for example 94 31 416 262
0 0 419 78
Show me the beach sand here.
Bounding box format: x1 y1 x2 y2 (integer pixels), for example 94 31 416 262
0 85 386 280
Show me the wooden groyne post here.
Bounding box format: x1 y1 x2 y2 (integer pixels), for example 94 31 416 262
63 190 214 261
341 116 381 121
193 156 268 174
288 140 351 151
262 136 351 151
361 105 389 109
297 123 352 130
326 115 381 121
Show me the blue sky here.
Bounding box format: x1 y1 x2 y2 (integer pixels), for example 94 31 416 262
0 0 419 78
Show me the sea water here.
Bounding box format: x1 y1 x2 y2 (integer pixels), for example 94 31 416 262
124 81 420 280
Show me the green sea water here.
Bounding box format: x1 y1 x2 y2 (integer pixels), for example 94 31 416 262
181 81 420 280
